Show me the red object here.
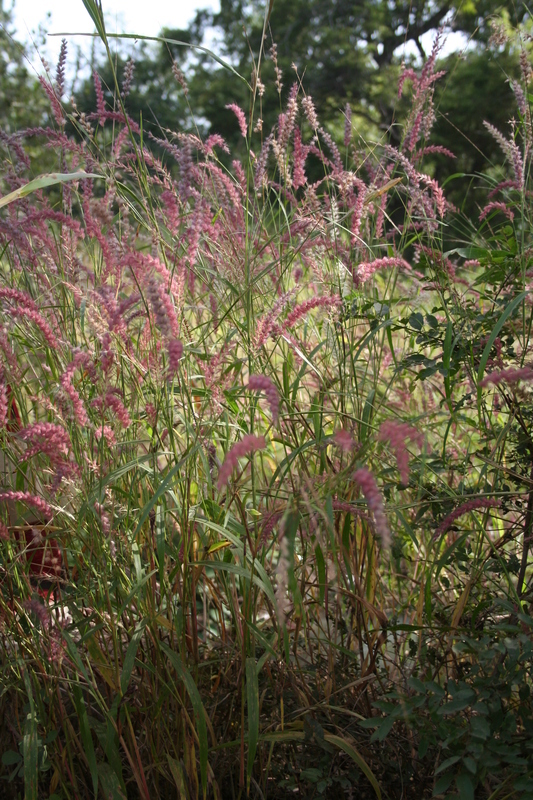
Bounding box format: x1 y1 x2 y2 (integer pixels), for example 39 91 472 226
6 383 22 432
10 525 63 600
19 526 62 579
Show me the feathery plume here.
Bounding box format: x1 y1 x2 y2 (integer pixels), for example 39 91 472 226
354 256 411 286
6 306 59 349
55 39 67 98
480 367 533 388
217 435 266 490
226 104 248 138
0 491 52 519
434 498 499 538
333 429 356 452
167 338 184 379
122 58 135 99
352 468 390 548
302 96 318 130
378 420 424 486
248 374 279 424
93 71 106 126
282 295 341 331
479 201 514 223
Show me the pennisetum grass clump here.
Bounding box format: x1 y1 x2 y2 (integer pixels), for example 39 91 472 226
0 4 532 798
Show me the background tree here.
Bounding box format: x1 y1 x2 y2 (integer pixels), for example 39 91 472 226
70 0 529 228
0 0 48 134
71 27 195 145
185 0 527 134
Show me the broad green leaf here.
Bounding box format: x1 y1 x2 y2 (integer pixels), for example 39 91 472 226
433 772 454 795
456 772 475 800
2 751 22 766
371 715 395 742
435 755 461 774
470 715 490 740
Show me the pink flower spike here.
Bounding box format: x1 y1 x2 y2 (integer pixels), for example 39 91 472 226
248 374 279 424
0 491 52 519
226 103 248 138
282 295 341 331
93 70 106 126
204 134 229 154
24 598 49 628
480 367 533 388
333 429 355 452
434 498 500 539
104 392 131 428
354 257 411 287
378 420 424 486
302 95 318 130
167 338 184 379
0 378 7 428
60 355 90 426
217 434 266 490
8 306 59 349
352 468 390 549
479 201 514 223
94 502 111 534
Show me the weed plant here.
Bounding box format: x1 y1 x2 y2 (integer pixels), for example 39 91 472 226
0 4 532 799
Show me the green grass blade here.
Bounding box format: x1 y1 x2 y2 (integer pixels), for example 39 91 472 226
97 763 127 800
52 31 251 87
79 0 107 41
315 543 326 606
23 711 38 800
72 683 99 798
0 171 101 209
246 657 259 792
120 620 147 696
160 642 208 798
476 291 526 398
132 445 200 540
324 733 381 799
166 754 188 799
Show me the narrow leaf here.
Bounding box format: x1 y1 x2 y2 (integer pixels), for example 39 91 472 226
246 658 260 792
72 683 99 798
323 733 381 799
120 620 147 696
0 172 100 209
160 642 208 798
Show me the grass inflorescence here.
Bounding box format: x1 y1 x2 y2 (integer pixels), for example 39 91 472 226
0 8 532 800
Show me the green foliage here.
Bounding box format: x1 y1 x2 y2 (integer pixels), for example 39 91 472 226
0 2 47 133
364 616 533 800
